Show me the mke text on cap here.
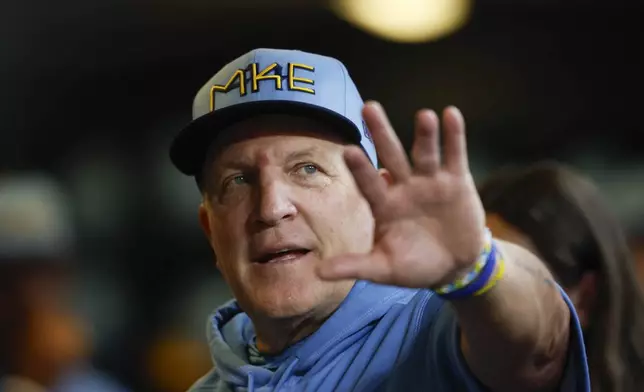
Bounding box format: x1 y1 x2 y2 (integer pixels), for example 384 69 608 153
209 63 315 111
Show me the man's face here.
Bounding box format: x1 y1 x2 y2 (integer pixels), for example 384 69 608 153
199 115 374 319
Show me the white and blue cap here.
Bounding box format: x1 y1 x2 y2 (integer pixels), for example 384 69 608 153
170 48 377 176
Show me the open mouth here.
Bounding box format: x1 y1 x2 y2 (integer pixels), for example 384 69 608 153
254 248 311 264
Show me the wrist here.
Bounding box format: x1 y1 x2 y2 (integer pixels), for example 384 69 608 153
433 229 505 300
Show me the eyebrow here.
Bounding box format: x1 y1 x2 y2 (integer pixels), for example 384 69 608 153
216 156 255 171
217 146 324 170
283 146 322 163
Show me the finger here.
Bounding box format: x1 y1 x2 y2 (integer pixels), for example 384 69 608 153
411 109 440 175
316 250 392 282
362 101 412 182
442 106 469 174
344 146 388 215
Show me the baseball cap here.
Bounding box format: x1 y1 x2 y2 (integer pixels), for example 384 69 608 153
169 48 377 176
0 175 74 262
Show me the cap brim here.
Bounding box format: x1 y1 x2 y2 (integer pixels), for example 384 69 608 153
170 100 362 176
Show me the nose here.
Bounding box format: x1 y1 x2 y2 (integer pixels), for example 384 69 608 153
254 172 297 227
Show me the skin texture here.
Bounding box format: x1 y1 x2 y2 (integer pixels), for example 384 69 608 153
199 115 374 352
199 102 571 391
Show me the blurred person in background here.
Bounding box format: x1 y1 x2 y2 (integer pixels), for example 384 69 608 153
144 330 212 392
169 48 590 391
0 175 128 392
479 161 644 392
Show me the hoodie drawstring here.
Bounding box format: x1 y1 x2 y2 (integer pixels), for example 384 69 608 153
247 372 254 392
273 358 299 392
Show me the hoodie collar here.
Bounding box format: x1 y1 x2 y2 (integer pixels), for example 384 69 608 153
207 281 418 388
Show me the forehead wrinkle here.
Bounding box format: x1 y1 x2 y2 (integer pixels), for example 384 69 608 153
220 141 329 170
283 145 325 163
204 117 348 181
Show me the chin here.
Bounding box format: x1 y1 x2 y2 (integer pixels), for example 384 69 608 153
258 281 320 318
253 279 355 320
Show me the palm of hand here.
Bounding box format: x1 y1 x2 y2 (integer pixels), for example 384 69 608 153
318 103 486 289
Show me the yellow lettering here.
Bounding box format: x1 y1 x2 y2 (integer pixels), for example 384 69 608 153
209 69 246 111
288 63 315 94
251 63 282 92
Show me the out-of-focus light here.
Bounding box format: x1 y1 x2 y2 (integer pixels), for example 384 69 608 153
330 0 472 43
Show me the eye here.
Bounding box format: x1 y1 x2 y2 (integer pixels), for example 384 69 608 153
232 174 246 185
297 164 319 175
222 173 248 191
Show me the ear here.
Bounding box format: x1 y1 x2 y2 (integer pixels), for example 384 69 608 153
568 271 598 329
198 203 212 238
198 203 218 267
378 168 394 187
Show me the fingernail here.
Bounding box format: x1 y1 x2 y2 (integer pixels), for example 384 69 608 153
418 108 436 118
365 101 382 110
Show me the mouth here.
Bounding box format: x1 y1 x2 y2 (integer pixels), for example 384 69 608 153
253 248 312 264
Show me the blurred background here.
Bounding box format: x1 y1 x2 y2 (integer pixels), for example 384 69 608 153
1 0 643 391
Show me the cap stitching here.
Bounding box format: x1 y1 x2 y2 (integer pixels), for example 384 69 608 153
339 59 348 117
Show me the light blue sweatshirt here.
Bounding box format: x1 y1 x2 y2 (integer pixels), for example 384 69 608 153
189 281 590 391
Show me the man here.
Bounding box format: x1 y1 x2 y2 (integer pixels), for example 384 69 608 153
169 48 590 391
0 175 128 392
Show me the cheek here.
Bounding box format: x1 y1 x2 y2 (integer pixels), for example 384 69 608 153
209 207 249 269
314 184 374 255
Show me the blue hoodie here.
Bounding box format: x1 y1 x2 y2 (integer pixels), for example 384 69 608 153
188 281 590 392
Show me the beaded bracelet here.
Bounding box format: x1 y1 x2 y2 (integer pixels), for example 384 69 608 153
434 229 493 296
473 250 506 297
434 229 505 300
